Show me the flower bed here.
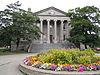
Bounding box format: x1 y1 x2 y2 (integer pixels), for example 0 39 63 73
23 49 100 72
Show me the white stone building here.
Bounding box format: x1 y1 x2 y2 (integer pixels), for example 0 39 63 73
32 6 71 44
11 7 75 52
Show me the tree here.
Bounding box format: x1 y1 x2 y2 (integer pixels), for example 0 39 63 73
0 1 41 50
67 6 100 48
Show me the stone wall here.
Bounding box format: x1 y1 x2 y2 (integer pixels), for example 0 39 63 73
11 41 30 51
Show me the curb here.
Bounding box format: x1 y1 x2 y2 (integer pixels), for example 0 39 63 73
19 62 100 75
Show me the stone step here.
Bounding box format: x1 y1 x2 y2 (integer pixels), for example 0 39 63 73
28 42 75 52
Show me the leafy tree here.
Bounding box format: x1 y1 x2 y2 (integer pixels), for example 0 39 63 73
67 6 100 48
0 1 41 50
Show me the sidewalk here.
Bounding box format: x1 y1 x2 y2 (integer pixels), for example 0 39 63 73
0 53 36 75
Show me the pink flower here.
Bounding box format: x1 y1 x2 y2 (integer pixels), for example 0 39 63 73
90 66 96 70
77 67 84 72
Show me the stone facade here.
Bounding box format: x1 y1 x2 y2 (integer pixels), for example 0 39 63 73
33 7 71 44
11 7 75 52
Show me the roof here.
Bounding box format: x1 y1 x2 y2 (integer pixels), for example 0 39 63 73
33 6 67 16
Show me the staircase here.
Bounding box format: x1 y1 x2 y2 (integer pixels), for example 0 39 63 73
28 42 75 52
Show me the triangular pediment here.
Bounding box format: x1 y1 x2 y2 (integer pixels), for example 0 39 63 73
33 7 67 16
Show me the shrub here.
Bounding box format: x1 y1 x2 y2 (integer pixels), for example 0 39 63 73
91 55 100 63
83 48 95 56
0 48 11 52
78 55 92 64
37 48 98 65
66 49 80 63
37 49 73 64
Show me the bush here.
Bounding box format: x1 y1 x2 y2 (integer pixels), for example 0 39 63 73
83 48 95 56
66 49 80 63
37 48 98 65
0 48 11 52
91 55 100 63
78 55 92 64
37 49 73 64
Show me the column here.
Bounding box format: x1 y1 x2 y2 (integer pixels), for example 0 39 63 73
47 19 50 43
60 20 64 42
66 21 69 38
54 20 57 43
40 20 43 43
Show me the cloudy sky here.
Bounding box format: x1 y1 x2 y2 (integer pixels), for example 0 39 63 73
0 0 100 12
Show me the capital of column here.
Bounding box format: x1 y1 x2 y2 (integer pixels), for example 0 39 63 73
54 19 57 21
61 20 64 23
40 19 43 21
47 19 50 21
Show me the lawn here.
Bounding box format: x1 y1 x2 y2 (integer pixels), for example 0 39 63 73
0 48 27 55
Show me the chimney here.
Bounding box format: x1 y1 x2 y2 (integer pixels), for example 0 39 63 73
28 8 31 12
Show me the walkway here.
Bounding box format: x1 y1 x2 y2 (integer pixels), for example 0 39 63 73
0 53 36 75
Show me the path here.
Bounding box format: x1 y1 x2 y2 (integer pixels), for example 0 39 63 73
0 53 36 75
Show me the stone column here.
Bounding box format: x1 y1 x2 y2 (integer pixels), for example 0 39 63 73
40 20 43 43
47 19 50 43
60 20 64 42
54 20 57 43
66 21 69 38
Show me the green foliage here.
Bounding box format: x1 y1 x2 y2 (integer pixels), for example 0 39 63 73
78 55 92 64
91 55 100 63
80 48 95 57
67 6 100 48
0 1 41 48
38 49 73 64
37 48 99 65
90 48 100 53
0 48 11 52
66 49 80 63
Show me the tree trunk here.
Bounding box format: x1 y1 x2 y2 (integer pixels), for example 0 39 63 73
27 40 32 52
84 44 87 49
75 43 80 49
16 38 20 50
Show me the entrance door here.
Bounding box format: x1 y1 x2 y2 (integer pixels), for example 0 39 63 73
50 35 53 43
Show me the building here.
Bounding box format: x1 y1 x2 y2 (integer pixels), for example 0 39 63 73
11 7 75 52
33 6 71 44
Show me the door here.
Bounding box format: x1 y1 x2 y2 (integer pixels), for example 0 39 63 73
50 35 53 43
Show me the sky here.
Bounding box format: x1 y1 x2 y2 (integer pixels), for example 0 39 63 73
0 0 100 13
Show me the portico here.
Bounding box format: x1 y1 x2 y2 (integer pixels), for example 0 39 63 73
39 19 68 44
33 6 71 44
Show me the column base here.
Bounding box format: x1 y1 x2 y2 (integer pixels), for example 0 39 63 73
40 41 43 44
47 41 50 43
54 40 57 43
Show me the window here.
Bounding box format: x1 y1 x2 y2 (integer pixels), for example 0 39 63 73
49 11 55 15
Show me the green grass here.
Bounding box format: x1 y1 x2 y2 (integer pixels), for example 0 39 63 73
92 50 100 53
0 48 27 55
84 48 100 53
11 50 27 53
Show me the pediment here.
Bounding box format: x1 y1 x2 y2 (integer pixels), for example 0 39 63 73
33 7 67 16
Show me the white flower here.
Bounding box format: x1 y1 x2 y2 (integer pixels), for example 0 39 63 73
39 64 48 69
55 65 63 71
25 61 29 65
32 63 38 67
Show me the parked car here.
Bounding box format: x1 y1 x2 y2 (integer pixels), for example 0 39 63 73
93 48 100 51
